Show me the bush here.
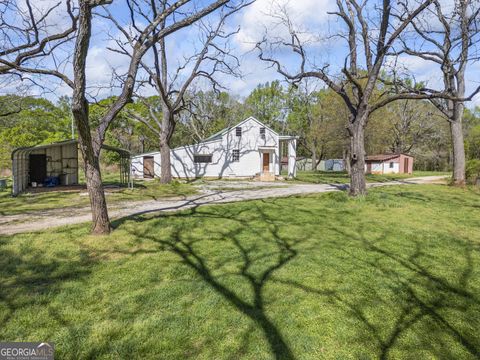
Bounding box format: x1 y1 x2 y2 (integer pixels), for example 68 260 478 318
466 159 480 185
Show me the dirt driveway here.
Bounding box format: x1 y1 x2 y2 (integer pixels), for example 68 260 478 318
0 176 447 235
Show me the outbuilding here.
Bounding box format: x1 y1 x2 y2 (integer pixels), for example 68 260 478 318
365 153 414 175
11 140 131 195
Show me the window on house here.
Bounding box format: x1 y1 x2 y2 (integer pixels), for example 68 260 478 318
236 127 242 137
389 162 394 168
260 127 265 139
232 149 240 162
194 154 212 163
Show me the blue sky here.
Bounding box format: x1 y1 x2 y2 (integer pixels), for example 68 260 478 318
4 0 480 108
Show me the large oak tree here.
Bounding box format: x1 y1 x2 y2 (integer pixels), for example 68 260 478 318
257 0 436 195
397 0 480 185
3 0 236 234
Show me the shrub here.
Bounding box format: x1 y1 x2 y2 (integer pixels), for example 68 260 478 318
466 159 480 185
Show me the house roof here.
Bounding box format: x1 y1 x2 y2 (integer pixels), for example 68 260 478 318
202 116 279 142
365 154 409 161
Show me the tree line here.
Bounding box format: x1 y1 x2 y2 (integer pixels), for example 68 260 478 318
1 0 479 234
2 83 479 173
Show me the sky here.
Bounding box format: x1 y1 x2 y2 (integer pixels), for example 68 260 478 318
3 0 480 108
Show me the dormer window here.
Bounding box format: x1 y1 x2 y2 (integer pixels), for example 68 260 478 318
260 127 265 139
236 127 242 137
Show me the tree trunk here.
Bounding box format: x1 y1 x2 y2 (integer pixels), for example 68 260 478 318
71 0 110 234
450 104 466 186
160 137 172 183
160 110 174 184
73 108 111 234
348 114 367 196
311 146 317 171
84 149 111 234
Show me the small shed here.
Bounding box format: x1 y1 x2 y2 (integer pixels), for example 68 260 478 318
365 154 413 175
12 140 131 195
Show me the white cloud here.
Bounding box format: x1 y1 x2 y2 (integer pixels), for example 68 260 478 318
224 0 337 96
17 0 76 34
83 39 133 99
234 0 334 52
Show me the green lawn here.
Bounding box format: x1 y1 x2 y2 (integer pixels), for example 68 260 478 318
0 177 196 216
293 170 450 184
0 184 479 359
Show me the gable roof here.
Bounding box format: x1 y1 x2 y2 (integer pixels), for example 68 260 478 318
202 116 278 142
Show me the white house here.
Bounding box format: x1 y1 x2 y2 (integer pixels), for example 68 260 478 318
131 117 297 180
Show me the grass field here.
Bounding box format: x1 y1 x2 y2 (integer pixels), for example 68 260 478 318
293 170 450 184
0 184 479 359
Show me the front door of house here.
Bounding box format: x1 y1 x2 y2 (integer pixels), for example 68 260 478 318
263 152 270 173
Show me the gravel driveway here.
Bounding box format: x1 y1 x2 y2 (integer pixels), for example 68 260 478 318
0 176 447 235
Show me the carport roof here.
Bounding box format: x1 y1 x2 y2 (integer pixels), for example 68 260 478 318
12 139 130 158
12 139 78 159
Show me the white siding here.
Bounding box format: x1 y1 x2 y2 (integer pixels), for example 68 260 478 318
371 162 383 173
365 161 400 174
383 161 399 174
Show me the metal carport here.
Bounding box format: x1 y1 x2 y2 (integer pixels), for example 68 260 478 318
12 140 131 195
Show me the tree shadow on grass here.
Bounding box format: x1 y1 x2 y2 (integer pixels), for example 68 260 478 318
324 221 480 359
106 191 479 359
245 197 480 359
0 236 98 339
110 193 480 359
113 199 303 359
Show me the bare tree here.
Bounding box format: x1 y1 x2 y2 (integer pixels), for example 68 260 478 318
286 83 348 171
3 0 236 234
117 0 250 183
397 0 480 185
386 100 438 154
181 90 244 142
0 0 77 82
257 0 436 195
